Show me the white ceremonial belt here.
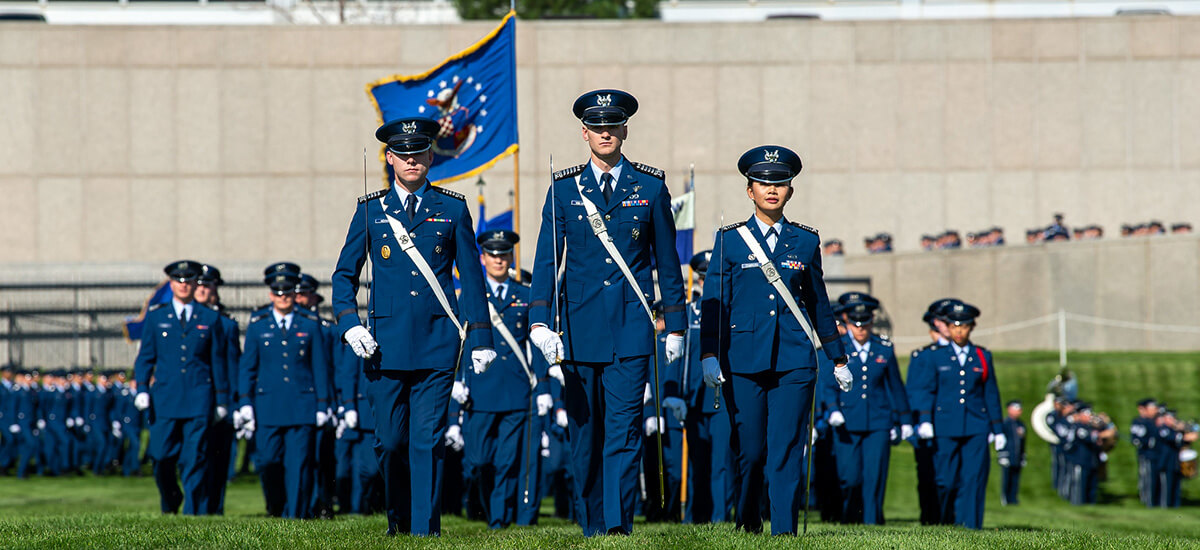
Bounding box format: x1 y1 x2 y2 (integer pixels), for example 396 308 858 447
380 198 466 340
573 177 654 324
488 302 536 388
734 224 821 350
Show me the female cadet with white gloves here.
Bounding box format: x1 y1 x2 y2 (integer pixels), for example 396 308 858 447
698 145 851 536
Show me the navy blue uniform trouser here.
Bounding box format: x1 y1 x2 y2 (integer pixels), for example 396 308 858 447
206 420 234 514
516 414 543 526
724 366 816 536
1001 465 1021 505
464 409 525 529
933 433 989 529
121 429 142 476
255 424 315 519
349 428 382 514
912 439 941 524
149 416 210 515
365 368 453 536
833 428 891 524
642 424 683 522
684 409 733 524
563 356 648 536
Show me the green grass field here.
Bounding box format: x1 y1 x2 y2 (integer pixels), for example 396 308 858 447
2 351 1200 548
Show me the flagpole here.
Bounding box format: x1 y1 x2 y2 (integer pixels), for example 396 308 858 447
512 149 522 279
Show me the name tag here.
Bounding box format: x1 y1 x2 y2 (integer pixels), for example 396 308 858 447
621 199 649 207
374 218 388 224
571 200 584 206
157 323 172 328
741 262 760 269
938 365 951 372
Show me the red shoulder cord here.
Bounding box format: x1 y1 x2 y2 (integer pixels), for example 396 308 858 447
975 347 988 382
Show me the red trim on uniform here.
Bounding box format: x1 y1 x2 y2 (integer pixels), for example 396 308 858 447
975 347 988 382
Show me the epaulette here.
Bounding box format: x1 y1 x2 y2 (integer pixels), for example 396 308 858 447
357 189 388 204
912 343 938 357
432 186 466 201
879 336 893 347
296 308 321 322
719 221 746 232
553 164 585 180
250 312 270 324
148 303 167 312
790 221 819 235
631 162 664 179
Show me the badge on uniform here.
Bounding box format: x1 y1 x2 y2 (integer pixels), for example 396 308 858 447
631 227 641 240
435 245 443 254
621 199 649 207
875 356 886 363
425 217 451 223
374 218 388 224
781 259 805 270
381 245 391 259
571 200 584 206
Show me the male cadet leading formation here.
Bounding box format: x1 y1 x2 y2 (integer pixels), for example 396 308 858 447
133 260 231 515
332 116 496 537
527 89 687 537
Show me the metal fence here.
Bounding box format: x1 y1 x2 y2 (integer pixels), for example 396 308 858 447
0 275 869 370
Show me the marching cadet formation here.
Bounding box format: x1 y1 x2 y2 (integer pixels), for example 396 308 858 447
2 88 1198 537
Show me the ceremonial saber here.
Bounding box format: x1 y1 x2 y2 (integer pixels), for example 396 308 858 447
363 148 373 337
651 316 667 508
714 212 724 411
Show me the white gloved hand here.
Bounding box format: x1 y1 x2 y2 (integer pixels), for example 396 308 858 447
987 433 995 443
901 424 914 440
994 433 1007 452
812 427 819 446
547 365 565 386
336 422 347 439
238 405 255 428
344 325 378 359
918 422 934 439
665 333 684 364
451 381 470 405
75 416 84 426
834 365 853 393
134 392 150 411
530 326 563 365
555 409 568 428
998 457 1010 467
644 416 663 437
541 431 550 449
445 424 465 452
66 418 75 428
111 420 121 435
9 424 20 434
237 419 256 440
536 394 553 416
215 406 228 421
643 383 653 405
471 349 497 374
890 427 899 442
663 397 688 423
701 357 725 388
317 410 329 427
828 411 845 427
36 419 46 430
344 409 359 429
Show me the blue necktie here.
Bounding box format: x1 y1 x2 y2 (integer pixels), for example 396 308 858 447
601 173 614 203
766 227 778 252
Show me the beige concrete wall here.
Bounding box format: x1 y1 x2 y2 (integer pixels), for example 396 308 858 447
2 18 1200 352
845 234 1200 351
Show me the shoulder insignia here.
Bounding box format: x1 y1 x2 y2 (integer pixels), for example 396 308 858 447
879 338 893 347
250 313 269 324
553 164 585 180
357 189 388 204
631 162 664 179
790 222 819 235
296 309 320 322
432 186 466 201
720 221 746 232
221 311 235 321
149 303 167 312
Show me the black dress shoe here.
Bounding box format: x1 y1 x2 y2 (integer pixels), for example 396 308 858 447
383 528 396 537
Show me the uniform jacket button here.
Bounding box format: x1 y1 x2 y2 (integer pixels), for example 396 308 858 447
959 398 965 404
769 310 775 316
603 281 611 286
411 290 419 296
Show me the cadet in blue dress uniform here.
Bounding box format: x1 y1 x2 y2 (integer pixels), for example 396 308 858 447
1130 398 1159 506
9 371 39 478
906 299 954 525
908 301 1002 530
133 260 231 515
294 273 339 518
0 366 15 474
699 146 849 535
194 264 240 513
823 299 909 525
997 400 1026 505
527 90 687 536
666 251 734 524
115 378 145 477
332 116 495 536
453 230 550 529
236 271 330 519
335 343 382 515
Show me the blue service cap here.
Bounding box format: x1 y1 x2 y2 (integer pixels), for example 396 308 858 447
689 250 712 274
1006 399 1023 408
572 89 638 126
376 117 440 155
843 301 877 326
263 262 301 278
738 145 802 184
477 229 519 255
264 272 300 294
163 260 203 282
296 273 320 293
197 264 224 286
943 301 981 325
1137 397 1157 407
838 292 879 307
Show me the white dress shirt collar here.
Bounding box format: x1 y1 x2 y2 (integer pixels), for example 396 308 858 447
589 157 626 188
